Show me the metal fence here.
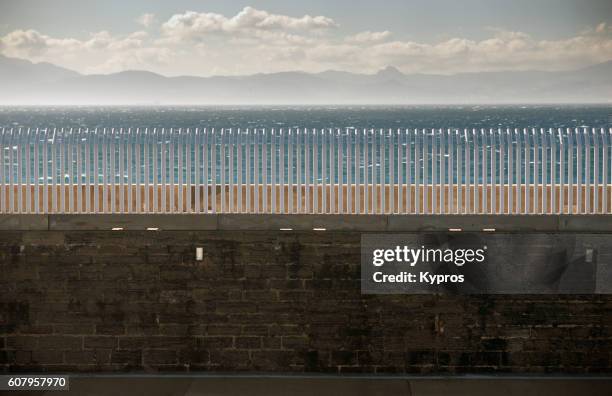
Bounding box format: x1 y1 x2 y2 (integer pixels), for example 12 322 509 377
0 127 611 214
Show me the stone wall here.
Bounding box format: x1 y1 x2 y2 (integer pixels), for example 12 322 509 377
1 228 611 374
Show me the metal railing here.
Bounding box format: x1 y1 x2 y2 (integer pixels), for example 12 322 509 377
0 127 610 214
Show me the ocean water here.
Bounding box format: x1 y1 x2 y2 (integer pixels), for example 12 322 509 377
0 105 611 130
0 105 611 185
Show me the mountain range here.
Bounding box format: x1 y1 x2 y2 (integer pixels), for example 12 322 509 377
1 54 611 105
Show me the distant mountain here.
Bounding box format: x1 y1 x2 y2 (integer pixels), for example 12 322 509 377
0 54 80 88
0 54 610 104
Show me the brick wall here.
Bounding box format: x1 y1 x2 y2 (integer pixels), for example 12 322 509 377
1 230 611 373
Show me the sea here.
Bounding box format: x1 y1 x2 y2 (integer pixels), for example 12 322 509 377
0 105 611 130
0 105 610 185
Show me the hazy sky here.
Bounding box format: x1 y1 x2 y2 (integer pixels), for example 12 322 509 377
1 0 611 76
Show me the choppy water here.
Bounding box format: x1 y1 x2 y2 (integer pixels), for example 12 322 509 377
0 105 611 129
1 105 611 185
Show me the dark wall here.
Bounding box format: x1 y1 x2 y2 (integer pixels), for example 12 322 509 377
1 230 611 374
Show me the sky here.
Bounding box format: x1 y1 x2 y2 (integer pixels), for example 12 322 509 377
1 0 612 76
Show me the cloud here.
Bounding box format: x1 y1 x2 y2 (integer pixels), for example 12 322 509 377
136 13 157 28
346 30 391 43
161 6 337 41
0 28 165 74
0 29 81 56
1 11 611 77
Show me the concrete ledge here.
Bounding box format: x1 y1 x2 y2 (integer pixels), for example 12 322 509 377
1 214 612 232
0 214 48 230
49 214 218 231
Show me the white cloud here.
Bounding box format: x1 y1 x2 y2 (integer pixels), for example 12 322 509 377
346 30 391 43
1 10 611 77
161 6 337 40
136 13 157 28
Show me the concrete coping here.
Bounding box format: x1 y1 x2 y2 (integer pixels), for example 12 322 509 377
1 214 612 232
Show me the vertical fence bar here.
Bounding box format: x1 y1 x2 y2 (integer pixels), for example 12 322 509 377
220 129 225 213
296 129 301 213
440 129 446 214
470 129 476 214
556 128 566 214
253 129 259 213
387 129 393 214
154 129 160 212
25 129 31 213
454 130 460 214
330 128 335 214
280 128 285 214
75 128 81 213
321 129 326 214
337 129 342 214
178 129 184 213
543 128 548 214
532 129 539 214
0 128 4 213
355 129 360 214
168 129 174 213
594 128 600 213
549 129 555 214
413 129 419 214
17 128 23 213
261 129 266 213
134 129 140 213
577 128 583 214
505 129 511 214
228 128 233 213
237 128 243 213
305 129 310 214
160 129 166 213
212 128 217 213
34 128 40 213
489 128 495 214
270 128 274 213
9 129 14 213
568 128 574 214
194 129 200 213
203 128 209 213
110 129 115 213
431 129 437 214
45 129 50 213
370 129 372 214
480 129 486 214
608 128 612 213
184 128 189 212
585 128 591 214
522 128 528 214
405 129 411 214
313 129 318 214
288 129 294 213
603 128 609 213
395 129 400 214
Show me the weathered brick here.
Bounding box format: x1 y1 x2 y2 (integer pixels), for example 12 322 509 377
110 350 141 365
37 336 82 350
31 350 64 364
65 349 111 365
84 336 117 349
282 336 308 350
2 229 612 375
235 336 261 349
198 336 234 350
143 349 177 365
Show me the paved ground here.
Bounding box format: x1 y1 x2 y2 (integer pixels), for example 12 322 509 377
9 377 612 396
